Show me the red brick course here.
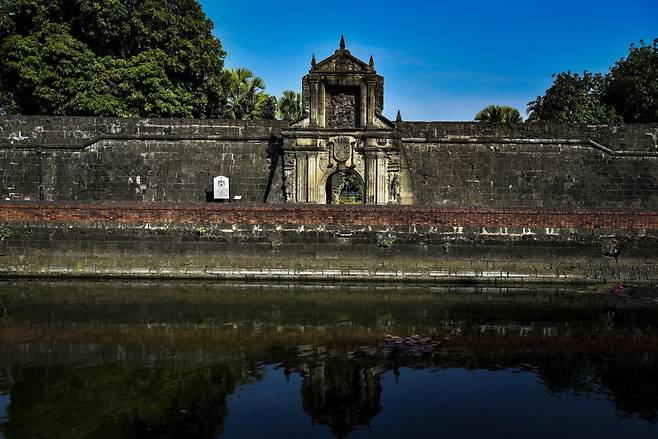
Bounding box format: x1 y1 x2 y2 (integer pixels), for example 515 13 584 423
1 201 657 230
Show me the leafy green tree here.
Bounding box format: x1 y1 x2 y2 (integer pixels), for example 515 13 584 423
603 39 658 123
527 71 620 123
256 94 277 120
475 105 523 123
0 0 229 117
224 68 275 120
277 90 302 121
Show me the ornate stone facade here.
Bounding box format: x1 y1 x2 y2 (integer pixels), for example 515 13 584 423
282 37 405 205
327 91 358 129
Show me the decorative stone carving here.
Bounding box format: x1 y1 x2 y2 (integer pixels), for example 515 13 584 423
387 153 400 169
373 115 392 129
330 136 355 163
317 58 363 73
388 173 400 204
328 93 357 128
280 38 404 205
283 154 296 203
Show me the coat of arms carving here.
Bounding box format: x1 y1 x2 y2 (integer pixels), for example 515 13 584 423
330 136 355 163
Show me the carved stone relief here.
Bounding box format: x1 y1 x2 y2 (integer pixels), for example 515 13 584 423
388 173 400 204
283 153 296 203
317 58 363 73
331 136 353 163
387 153 401 204
327 93 357 128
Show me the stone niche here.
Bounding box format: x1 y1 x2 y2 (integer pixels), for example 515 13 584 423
282 37 408 205
326 86 361 129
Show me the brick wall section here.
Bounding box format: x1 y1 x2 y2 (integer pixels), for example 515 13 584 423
1 201 657 230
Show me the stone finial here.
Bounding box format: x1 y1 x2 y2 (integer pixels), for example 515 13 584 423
369 55 375 68
340 34 346 50
396 110 402 122
311 53 316 68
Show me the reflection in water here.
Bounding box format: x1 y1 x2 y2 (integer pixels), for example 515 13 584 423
1 280 658 438
301 357 383 438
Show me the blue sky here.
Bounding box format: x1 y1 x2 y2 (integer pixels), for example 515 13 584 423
200 0 657 121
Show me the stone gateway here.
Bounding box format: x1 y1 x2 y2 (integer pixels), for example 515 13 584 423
282 37 406 205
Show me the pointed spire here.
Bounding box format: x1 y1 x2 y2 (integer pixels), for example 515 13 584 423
369 55 375 68
339 34 346 50
311 53 316 68
396 110 402 122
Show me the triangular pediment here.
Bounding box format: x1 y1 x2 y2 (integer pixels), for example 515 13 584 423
314 50 372 73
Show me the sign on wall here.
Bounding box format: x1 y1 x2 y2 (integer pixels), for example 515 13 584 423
213 176 230 200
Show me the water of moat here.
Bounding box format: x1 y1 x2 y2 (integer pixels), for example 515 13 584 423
1 281 658 439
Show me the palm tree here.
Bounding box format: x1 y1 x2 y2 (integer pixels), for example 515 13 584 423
224 68 275 120
277 90 302 121
475 105 523 123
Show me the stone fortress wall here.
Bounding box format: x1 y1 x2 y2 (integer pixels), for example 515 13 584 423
398 122 658 210
2 40 657 284
1 115 657 210
0 117 286 204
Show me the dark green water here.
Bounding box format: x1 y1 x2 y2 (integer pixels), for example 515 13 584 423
1 280 658 439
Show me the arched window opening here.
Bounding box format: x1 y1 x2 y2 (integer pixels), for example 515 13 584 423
326 171 364 205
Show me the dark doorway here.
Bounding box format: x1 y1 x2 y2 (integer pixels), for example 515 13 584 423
326 170 364 205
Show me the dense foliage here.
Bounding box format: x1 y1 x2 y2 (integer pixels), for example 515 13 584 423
0 0 279 119
277 90 302 121
528 40 658 123
527 71 620 124
223 68 276 120
603 40 658 123
474 105 523 123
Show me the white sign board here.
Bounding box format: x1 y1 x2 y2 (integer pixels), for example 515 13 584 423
213 176 230 200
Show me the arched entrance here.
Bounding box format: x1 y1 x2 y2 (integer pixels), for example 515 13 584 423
326 170 364 205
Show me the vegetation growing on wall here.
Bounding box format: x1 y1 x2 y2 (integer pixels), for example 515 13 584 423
0 224 12 240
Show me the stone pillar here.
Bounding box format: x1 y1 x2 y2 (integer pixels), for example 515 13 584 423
307 152 319 203
366 79 376 128
376 152 387 204
309 78 319 128
318 83 326 128
360 83 367 128
364 151 378 204
296 152 308 202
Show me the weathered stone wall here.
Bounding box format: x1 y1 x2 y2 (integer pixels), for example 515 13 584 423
0 116 287 203
1 202 657 284
399 122 658 210
2 117 658 210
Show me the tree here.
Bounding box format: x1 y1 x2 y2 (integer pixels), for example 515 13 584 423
475 105 523 123
223 68 275 120
277 90 302 121
0 0 229 117
527 71 620 124
603 39 658 123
